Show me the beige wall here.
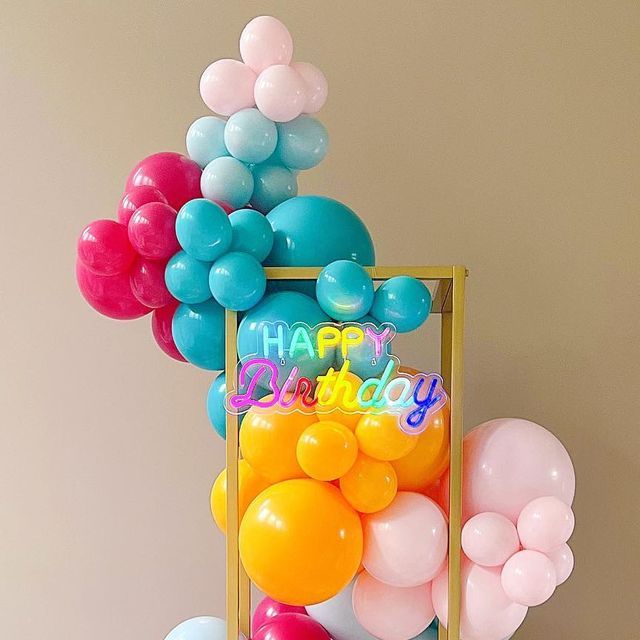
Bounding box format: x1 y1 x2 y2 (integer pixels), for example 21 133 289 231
1 1 639 638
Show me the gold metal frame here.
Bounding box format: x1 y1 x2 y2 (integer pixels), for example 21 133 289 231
224 266 466 640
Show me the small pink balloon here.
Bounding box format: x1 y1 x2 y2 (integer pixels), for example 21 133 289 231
292 62 328 114
254 65 306 123
240 16 294 74
462 512 520 567
200 59 257 116
252 596 307 635
353 572 434 640
151 301 186 361
501 550 556 606
362 492 448 587
546 543 574 585
517 496 575 553
117 185 168 225
127 202 179 260
77 219 136 276
129 258 173 309
253 613 329 640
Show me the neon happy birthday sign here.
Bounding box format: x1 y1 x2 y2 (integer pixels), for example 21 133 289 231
227 322 448 434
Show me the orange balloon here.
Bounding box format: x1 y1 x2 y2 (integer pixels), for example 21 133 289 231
297 421 358 481
239 479 363 605
355 411 418 461
315 371 366 429
339 452 398 513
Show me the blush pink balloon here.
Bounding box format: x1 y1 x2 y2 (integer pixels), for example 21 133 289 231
253 613 329 640
501 550 556 606
129 258 173 309
362 492 448 587
353 572 434 640
517 496 575 553
117 185 168 225
254 65 307 122
77 219 136 276
432 559 528 640
546 543 574 585
200 59 257 116
292 62 328 114
151 301 186 361
461 512 520 567
240 16 293 74
252 596 306 635
127 202 179 260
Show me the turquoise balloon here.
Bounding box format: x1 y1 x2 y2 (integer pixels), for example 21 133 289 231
229 208 274 262
335 315 393 379
370 276 432 333
250 163 298 213
186 116 228 168
172 299 225 370
316 260 374 321
164 616 228 640
201 156 254 209
175 198 231 262
275 116 329 170
165 250 212 303
410 623 438 640
209 251 267 311
224 108 278 164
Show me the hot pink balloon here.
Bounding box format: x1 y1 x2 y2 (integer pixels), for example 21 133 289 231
151 301 186 361
432 559 528 640
352 572 434 640
517 496 575 553
461 512 520 567
77 219 136 276
362 492 448 587
292 62 328 114
501 550 556 607
200 59 257 117
129 258 173 309
546 543 574 585
117 185 168 226
125 152 202 211
252 596 306 635
254 65 306 122
253 613 329 640
240 16 294 74
127 202 179 260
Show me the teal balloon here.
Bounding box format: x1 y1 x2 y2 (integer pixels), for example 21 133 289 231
172 299 225 370
250 163 298 213
316 260 374 321
275 116 328 170
186 116 228 168
410 623 438 640
175 198 232 262
201 156 254 209
224 108 278 164
229 208 274 262
165 250 212 304
164 616 228 640
336 315 393 379
370 276 432 333
209 251 267 311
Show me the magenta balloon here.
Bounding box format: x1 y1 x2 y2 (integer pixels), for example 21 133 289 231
127 202 179 259
292 62 328 114
124 152 202 211
200 59 257 116
151 302 186 361
254 65 306 122
240 16 293 73
253 613 329 640
77 219 136 276
129 258 173 308
501 550 557 607
517 496 575 553
117 185 168 225
461 512 520 568
252 596 307 635
546 543 574 586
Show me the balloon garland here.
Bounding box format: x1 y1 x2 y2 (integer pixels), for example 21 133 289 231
76 16 576 640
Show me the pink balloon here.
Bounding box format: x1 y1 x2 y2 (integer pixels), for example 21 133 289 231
292 62 328 114
461 512 520 567
352 572 434 640
362 492 448 587
517 496 575 553
125 152 202 211
117 185 168 226
254 65 306 123
76 260 150 320
240 16 294 74
252 596 307 635
77 219 136 276
151 301 186 361
253 613 329 640
200 59 257 117
432 559 528 640
129 258 173 309
127 202 179 260
546 543 574 585
501 550 556 606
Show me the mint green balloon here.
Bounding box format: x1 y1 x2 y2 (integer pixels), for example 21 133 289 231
276 116 328 170
250 163 298 213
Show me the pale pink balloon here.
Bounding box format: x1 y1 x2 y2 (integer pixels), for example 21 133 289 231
200 59 257 116
254 65 306 122
501 550 556 607
240 16 293 73
461 512 520 567
292 62 328 113
362 492 447 587
352 572 434 640
546 543 574 585
432 559 528 640
517 496 575 553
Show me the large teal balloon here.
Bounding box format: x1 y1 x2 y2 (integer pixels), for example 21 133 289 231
335 315 393 380
316 260 374 321
369 276 432 333
172 299 224 370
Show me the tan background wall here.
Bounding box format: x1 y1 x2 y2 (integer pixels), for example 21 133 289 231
1 1 639 638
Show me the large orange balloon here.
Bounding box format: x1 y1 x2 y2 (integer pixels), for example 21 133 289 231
239 479 363 606
315 371 367 429
339 452 398 513
296 421 358 481
355 411 418 461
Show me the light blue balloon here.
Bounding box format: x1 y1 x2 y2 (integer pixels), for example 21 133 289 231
172 299 225 370
224 108 278 164
164 616 227 640
175 198 232 262
335 315 393 379
228 208 274 262
250 163 298 213
370 276 432 333
201 156 254 210
275 116 329 170
186 116 229 168
209 251 267 311
316 260 374 321
165 251 212 304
